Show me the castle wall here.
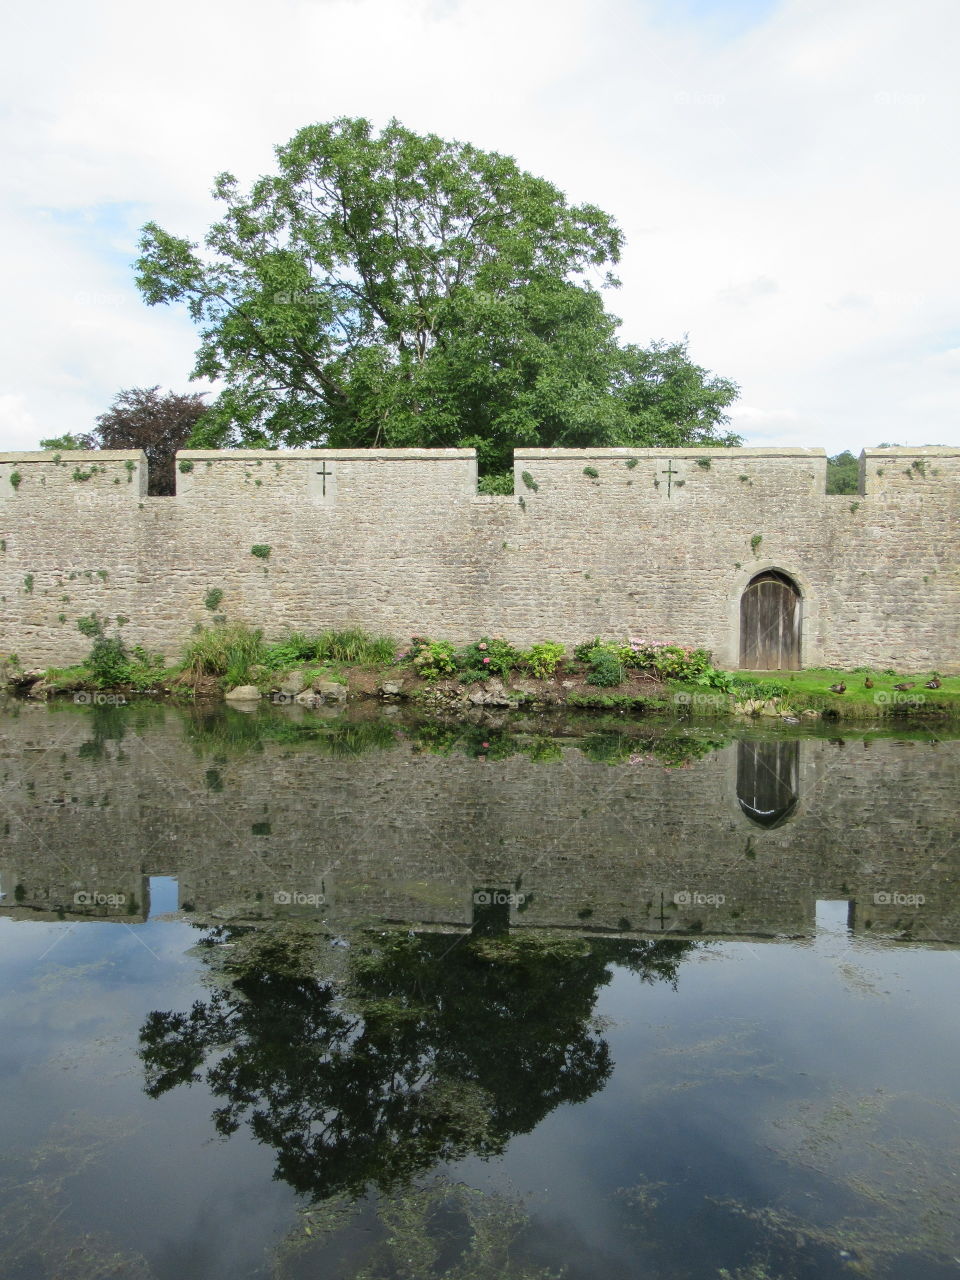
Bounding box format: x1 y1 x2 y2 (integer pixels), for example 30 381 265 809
1 705 957 942
1 445 958 671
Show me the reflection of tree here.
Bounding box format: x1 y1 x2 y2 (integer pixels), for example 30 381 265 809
275 1175 561 1280
139 924 693 1202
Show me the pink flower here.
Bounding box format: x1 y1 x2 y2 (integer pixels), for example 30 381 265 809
478 642 488 650
482 657 490 664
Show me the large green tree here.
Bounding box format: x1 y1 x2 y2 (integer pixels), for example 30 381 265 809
136 117 739 479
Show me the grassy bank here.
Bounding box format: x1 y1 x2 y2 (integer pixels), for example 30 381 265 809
4 623 958 720
671 666 960 719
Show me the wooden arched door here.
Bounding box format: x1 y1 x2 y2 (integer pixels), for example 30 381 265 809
739 571 801 670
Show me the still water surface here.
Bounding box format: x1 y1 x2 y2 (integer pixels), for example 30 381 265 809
1 700 958 1279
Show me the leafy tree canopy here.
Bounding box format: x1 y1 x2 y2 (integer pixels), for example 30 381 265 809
135 117 740 480
139 922 693 1202
41 386 207 495
825 450 859 494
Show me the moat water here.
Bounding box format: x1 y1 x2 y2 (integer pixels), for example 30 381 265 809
1 699 958 1280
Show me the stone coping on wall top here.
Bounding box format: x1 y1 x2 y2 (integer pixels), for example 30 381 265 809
513 447 828 459
0 450 146 463
175 448 478 461
861 446 960 456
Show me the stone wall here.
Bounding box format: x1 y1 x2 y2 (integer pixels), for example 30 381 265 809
0 445 958 670
1 704 957 943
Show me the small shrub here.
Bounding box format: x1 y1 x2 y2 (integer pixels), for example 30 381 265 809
23 574 33 593
696 457 711 469
522 642 565 679
477 472 514 496
574 636 605 663
626 641 712 681
521 470 539 492
455 636 522 682
88 634 130 686
179 459 194 474
262 631 320 670
125 459 135 481
625 457 638 469
583 466 599 479
315 628 396 665
72 467 96 482
182 622 265 687
10 471 22 490
250 544 271 559
77 614 102 639
750 534 763 555
586 648 624 687
204 588 224 612
408 637 458 680
261 628 396 671
125 646 166 690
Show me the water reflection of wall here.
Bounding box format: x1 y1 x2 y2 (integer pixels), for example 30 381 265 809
1 706 958 943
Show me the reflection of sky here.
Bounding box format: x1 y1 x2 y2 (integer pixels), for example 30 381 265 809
453 937 960 1279
148 875 180 917
3 910 959 1280
0 915 291 1279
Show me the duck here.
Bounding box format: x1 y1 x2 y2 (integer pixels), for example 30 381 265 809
828 682 846 694
863 677 874 688
893 682 914 691
925 676 941 689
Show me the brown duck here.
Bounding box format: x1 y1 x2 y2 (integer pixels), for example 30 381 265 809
863 677 874 688
893 682 914 691
828 682 846 694
925 677 941 689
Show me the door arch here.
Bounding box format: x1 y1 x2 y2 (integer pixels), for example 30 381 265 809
736 739 799 828
739 570 802 670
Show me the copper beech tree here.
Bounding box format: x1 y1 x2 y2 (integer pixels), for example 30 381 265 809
41 386 207 495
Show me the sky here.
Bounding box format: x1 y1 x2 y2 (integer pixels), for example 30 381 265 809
1 0 957 454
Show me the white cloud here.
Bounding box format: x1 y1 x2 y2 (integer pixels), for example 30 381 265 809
1 0 959 454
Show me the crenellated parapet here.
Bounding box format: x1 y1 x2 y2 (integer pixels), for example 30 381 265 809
1 446 958 671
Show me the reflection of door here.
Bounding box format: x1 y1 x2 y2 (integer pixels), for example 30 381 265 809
740 571 802 669
737 739 799 828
